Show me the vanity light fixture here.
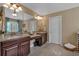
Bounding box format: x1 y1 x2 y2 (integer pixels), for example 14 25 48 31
3 4 8 8
3 3 22 16
3 3 10 8
35 16 43 20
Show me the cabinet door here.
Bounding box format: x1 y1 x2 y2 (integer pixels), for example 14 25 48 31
20 41 30 56
0 43 1 56
43 33 47 44
3 45 18 56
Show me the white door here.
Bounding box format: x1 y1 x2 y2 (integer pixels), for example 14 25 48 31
48 16 62 45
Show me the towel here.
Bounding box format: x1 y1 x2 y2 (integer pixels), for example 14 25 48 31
64 43 76 49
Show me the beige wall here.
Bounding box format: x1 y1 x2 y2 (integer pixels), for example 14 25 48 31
47 7 79 45
21 16 48 33
37 16 48 32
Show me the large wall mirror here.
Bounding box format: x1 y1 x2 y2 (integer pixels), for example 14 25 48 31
0 3 47 35
3 5 37 34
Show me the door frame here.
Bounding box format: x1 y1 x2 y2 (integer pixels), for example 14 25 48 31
48 16 63 46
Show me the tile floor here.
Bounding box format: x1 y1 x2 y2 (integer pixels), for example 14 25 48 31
29 43 79 56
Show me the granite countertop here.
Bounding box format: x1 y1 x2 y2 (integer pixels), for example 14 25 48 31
0 34 30 42
0 33 41 42
30 34 41 38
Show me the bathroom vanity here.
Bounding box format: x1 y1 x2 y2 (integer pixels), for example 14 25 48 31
0 34 31 56
30 32 47 46
0 32 47 56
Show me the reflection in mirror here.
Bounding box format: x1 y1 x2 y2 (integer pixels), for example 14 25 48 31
21 18 37 34
4 6 37 34
0 3 48 36
0 3 47 35
28 19 37 34
5 17 20 33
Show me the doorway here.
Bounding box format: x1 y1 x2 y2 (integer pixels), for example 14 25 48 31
48 16 62 45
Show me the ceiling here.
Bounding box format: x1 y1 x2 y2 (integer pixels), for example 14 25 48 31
22 3 79 15
1 3 79 20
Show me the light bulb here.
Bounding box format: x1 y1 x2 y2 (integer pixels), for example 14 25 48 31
18 7 22 11
12 13 17 16
12 4 17 9
35 16 43 20
3 3 11 8
16 9 19 12
3 4 8 8
10 7 14 10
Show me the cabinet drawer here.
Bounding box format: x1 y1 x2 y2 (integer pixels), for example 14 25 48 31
2 44 18 56
19 37 30 43
2 40 17 47
21 41 30 46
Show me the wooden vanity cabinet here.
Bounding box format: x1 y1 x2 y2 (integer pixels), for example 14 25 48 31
20 41 30 56
18 37 30 56
0 36 30 56
33 32 47 46
37 32 47 45
1 40 18 56
2 44 18 56
34 36 42 46
0 43 1 56
42 33 47 44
